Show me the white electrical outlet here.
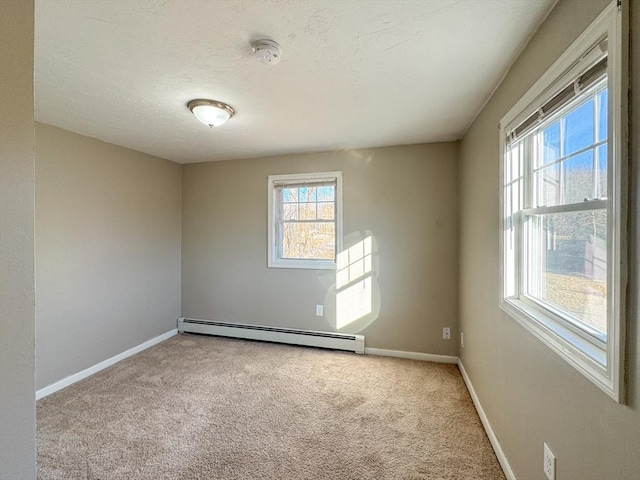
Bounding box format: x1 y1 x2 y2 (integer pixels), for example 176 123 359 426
543 443 556 480
443 327 451 340
315 305 323 316
461 332 464 348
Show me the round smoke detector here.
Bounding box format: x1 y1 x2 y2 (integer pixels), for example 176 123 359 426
252 39 282 65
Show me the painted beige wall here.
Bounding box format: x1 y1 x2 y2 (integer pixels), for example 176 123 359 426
35 124 182 390
0 0 36 477
182 143 459 354
459 0 639 479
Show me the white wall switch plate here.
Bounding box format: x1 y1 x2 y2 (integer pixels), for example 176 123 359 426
461 332 464 347
443 327 451 340
315 305 323 316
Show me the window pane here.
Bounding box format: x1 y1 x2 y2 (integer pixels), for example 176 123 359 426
541 122 560 165
317 202 334 220
597 89 608 142
562 150 594 204
597 143 607 199
563 99 594 156
283 203 298 220
282 188 297 203
525 210 607 336
506 140 523 217
282 222 335 259
317 186 335 201
535 163 560 207
299 187 316 202
299 203 317 220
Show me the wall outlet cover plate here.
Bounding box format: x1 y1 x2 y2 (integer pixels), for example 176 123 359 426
543 443 556 480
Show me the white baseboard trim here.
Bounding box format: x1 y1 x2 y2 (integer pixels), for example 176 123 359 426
458 360 516 480
36 329 178 400
364 347 458 364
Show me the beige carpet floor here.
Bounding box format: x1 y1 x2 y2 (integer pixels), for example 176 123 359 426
37 334 506 480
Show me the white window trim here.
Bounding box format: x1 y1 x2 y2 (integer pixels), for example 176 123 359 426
267 171 343 270
499 2 627 402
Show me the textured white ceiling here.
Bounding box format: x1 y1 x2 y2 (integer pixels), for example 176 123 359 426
35 0 556 164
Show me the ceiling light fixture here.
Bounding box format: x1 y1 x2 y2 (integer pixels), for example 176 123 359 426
187 99 235 128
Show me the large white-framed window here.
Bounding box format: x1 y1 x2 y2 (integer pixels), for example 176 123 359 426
500 2 627 402
267 171 343 270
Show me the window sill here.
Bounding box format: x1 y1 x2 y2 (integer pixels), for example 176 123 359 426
268 259 336 270
500 297 619 402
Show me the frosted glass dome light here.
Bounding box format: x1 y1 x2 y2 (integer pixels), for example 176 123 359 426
188 99 235 127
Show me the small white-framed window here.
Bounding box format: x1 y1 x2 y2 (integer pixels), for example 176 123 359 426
267 171 343 270
500 2 627 402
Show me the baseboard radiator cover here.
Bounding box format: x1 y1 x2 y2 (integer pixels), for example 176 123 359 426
178 317 365 354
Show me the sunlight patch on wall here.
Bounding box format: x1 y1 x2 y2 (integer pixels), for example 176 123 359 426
336 236 373 328
337 236 372 288
336 277 372 329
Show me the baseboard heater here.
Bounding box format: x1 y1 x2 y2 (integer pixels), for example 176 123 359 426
178 317 365 354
